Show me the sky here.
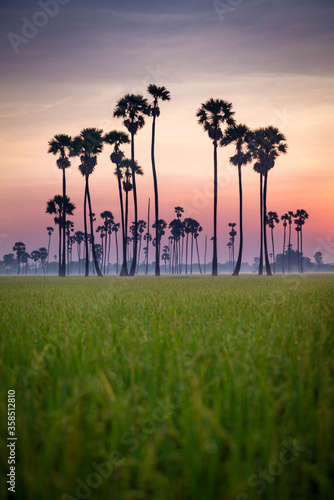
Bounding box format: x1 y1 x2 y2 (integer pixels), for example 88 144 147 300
0 0 334 265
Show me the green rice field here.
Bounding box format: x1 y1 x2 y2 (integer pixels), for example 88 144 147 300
0 274 333 500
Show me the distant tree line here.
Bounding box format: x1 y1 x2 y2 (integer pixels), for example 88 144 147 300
3 87 323 276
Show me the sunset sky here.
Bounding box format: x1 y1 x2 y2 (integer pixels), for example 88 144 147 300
1 0 333 265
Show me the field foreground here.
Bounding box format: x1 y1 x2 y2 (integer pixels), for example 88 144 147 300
0 274 333 500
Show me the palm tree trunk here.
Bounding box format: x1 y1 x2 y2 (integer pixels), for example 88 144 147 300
282 225 286 274
130 132 138 276
61 167 66 277
196 237 202 274
288 222 291 273
115 231 119 275
145 198 150 275
150 112 160 276
296 230 300 273
212 139 218 276
259 173 263 275
233 164 243 276
186 233 189 274
271 227 276 274
86 178 102 277
58 220 62 277
107 232 111 275
263 171 272 276
190 234 194 274
300 229 303 273
47 234 51 275
84 178 89 277
117 166 128 276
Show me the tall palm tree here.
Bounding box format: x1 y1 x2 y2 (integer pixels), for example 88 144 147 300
48 134 72 277
221 124 252 276
294 209 309 273
70 128 104 277
104 130 130 276
281 213 289 273
248 126 287 276
30 250 41 274
100 211 114 274
287 211 294 273
113 94 150 276
147 84 171 276
65 220 74 275
196 99 235 276
46 195 75 276
13 242 26 275
116 158 144 274
46 226 54 274
266 211 280 274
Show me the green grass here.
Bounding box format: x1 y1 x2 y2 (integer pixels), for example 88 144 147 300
0 274 333 500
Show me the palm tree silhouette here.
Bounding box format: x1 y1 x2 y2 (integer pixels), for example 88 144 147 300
3 253 14 274
116 158 144 275
46 195 75 276
74 231 84 274
65 220 74 275
161 245 170 273
147 84 171 277
280 213 289 273
70 128 104 277
30 250 41 274
21 251 30 274
13 242 26 275
266 211 280 274
48 134 72 277
113 94 150 276
287 211 294 273
248 126 287 276
228 223 237 272
294 209 309 273
112 222 120 274
104 130 130 276
221 124 252 276
196 99 235 276
46 226 54 274
100 211 114 274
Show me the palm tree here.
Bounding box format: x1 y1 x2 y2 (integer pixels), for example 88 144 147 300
30 250 41 274
152 219 167 267
287 211 294 273
161 245 170 273
70 128 104 277
228 223 237 272
113 94 150 276
147 84 171 276
3 253 14 274
13 242 26 275
100 211 114 274
294 209 309 273
46 195 75 276
136 220 147 273
65 220 75 275
221 124 252 276
266 211 280 274
104 130 130 276
21 251 30 274
74 231 84 274
196 99 235 276
116 158 144 274
48 134 72 277
112 222 120 274
46 226 54 274
281 213 289 273
248 126 287 276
